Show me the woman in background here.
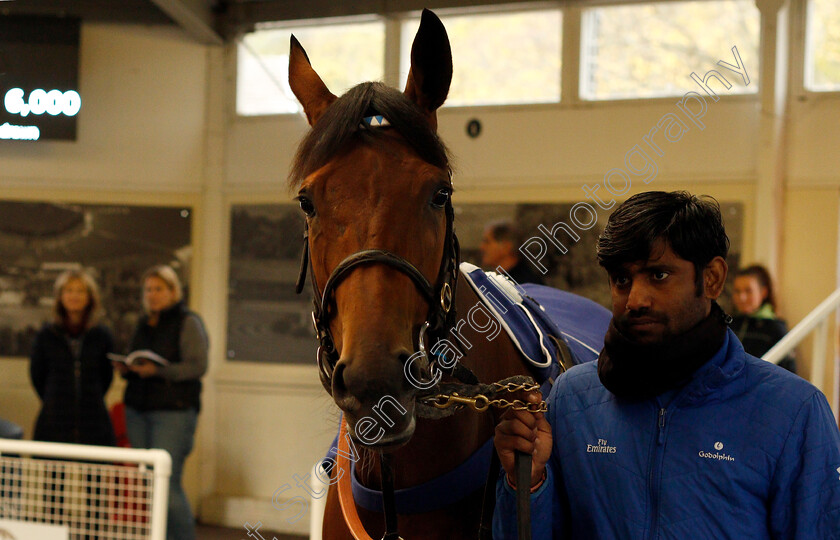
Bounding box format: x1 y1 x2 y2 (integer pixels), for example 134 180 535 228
116 265 208 540
731 264 796 373
30 269 115 445
30 270 116 531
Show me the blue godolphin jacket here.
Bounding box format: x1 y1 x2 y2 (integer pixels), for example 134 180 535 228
494 330 840 539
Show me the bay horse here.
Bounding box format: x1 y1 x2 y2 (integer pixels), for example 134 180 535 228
288 9 608 539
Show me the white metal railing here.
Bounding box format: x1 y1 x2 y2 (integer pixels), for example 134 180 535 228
309 461 329 540
0 439 171 540
763 287 840 421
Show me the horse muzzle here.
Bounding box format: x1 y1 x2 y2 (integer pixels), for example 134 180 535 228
329 353 418 449
347 409 416 451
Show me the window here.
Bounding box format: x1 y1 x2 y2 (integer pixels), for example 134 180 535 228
805 0 840 91
400 9 562 106
236 19 385 116
581 0 759 100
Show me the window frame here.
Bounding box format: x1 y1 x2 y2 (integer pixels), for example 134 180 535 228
395 5 564 108
578 0 761 103
230 0 790 119
233 14 387 118
801 0 840 96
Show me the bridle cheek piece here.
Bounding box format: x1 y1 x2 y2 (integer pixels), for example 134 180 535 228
295 198 460 392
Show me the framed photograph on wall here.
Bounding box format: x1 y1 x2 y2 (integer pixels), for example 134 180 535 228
227 204 312 364
0 201 192 357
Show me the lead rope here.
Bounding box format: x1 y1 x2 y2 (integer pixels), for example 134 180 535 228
379 452 528 540
515 452 532 539
335 422 404 540
380 453 402 540
337 419 376 540
481 457 532 540
335 419 405 540
478 449 500 540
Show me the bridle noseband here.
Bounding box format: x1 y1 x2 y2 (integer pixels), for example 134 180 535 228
295 194 460 390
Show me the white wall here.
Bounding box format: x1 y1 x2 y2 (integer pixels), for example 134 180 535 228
0 24 208 192
781 94 840 395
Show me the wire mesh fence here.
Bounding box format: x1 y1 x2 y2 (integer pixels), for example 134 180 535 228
0 440 170 540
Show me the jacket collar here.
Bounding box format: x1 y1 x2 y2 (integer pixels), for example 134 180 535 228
47 322 86 337
752 302 777 319
144 301 185 325
673 329 747 407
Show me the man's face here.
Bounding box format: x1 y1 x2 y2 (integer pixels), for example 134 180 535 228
607 242 711 345
479 229 512 268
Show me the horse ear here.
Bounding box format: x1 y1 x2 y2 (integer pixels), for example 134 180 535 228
404 9 452 130
288 35 337 126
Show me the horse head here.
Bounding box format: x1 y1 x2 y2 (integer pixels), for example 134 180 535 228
289 10 455 450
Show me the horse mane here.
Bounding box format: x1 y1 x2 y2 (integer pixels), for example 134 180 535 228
288 82 452 190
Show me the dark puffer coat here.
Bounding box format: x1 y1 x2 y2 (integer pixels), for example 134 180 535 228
29 323 116 446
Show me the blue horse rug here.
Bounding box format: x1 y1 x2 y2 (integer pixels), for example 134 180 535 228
325 263 611 514
459 262 610 387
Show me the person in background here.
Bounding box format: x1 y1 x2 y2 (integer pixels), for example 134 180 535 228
30 269 115 446
115 265 208 540
731 264 796 373
30 270 116 532
480 219 544 285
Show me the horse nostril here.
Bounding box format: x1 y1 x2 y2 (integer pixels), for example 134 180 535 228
331 361 362 412
398 350 426 390
332 361 348 397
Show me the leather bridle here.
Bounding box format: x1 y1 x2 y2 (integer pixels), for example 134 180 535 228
294 191 460 392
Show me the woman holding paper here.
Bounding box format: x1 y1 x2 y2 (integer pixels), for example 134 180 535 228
118 264 208 540
30 269 116 446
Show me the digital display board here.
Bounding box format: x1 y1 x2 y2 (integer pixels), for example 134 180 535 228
0 16 81 141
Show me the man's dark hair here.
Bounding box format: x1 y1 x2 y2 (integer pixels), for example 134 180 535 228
486 220 522 246
596 191 730 294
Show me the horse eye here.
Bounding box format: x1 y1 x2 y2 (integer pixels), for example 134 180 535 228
298 197 315 217
431 188 451 208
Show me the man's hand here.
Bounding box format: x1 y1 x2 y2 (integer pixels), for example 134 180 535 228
494 391 552 489
129 359 159 379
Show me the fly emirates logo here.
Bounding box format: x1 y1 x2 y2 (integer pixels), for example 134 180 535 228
587 438 617 454
698 441 735 462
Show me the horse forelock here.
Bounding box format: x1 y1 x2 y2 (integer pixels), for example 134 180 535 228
288 82 452 191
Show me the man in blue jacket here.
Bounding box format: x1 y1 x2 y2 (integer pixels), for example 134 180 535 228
493 191 840 539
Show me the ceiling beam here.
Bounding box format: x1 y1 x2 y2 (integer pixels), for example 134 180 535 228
149 0 223 45
0 0 172 24
219 0 721 37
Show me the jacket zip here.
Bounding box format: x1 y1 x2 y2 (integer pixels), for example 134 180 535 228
647 407 668 539
63 335 84 444
74 356 81 442
65 333 83 443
